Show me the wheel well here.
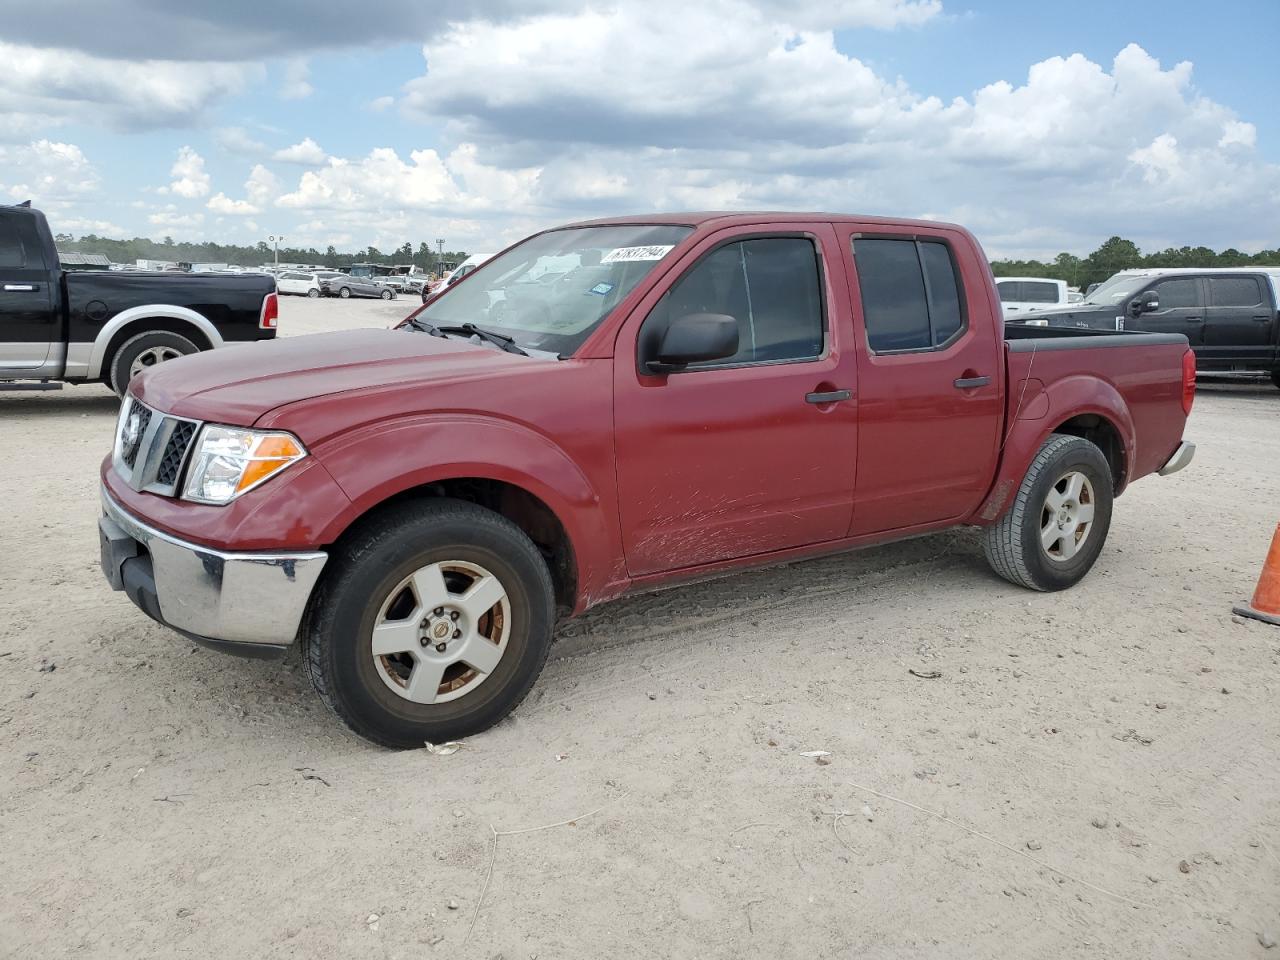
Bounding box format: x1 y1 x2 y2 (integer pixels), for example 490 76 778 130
1052 414 1126 491
337 479 578 613
101 318 212 386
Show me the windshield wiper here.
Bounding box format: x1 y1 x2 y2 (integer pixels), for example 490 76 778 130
432 323 529 356
402 315 441 335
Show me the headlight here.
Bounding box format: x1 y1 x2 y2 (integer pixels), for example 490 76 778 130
182 426 307 504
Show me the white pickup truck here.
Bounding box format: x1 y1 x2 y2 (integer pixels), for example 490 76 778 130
995 276 1080 316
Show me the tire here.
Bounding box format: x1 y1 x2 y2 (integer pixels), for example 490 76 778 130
982 434 1114 591
307 288 320 298
380 289 392 300
338 286 351 299
304 499 556 748
108 329 199 398
1270 369 1280 390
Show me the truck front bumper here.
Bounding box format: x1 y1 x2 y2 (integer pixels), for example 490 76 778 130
98 487 327 658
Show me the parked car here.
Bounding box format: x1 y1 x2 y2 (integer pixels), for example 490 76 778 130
99 211 1195 747
1020 267 1280 387
276 271 322 298
0 203 277 396
422 253 494 302
994 276 1072 316
321 274 396 300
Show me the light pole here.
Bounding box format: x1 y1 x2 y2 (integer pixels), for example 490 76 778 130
436 238 445 277
269 235 284 268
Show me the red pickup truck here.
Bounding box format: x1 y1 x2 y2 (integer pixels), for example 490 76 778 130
98 213 1196 747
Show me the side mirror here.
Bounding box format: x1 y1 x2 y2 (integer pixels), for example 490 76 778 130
1130 290 1159 316
645 313 738 374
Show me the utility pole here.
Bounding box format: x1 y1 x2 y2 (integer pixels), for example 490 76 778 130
436 238 445 277
269 235 284 268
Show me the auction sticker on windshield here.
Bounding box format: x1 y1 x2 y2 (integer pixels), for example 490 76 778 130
601 245 675 263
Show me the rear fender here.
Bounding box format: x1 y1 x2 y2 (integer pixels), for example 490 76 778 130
971 374 1134 524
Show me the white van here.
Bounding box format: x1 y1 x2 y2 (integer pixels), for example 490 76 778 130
994 277 1070 316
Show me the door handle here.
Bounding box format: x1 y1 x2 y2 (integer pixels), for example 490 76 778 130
805 389 852 404
953 375 990 389
1251 316 1271 321
3 283 38 292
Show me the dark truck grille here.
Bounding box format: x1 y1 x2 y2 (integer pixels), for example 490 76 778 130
121 404 152 469
156 420 197 487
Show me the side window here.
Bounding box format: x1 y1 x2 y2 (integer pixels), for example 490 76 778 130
0 217 28 269
996 281 1019 303
1153 278 1200 309
1208 277 1263 307
645 237 824 367
854 238 967 353
1023 282 1059 303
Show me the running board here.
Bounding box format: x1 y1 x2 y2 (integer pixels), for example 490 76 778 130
0 381 63 391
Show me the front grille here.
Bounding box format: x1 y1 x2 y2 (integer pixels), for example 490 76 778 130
114 399 202 497
121 403 152 469
156 420 197 487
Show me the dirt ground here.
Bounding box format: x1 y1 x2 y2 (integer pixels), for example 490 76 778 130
2 295 1278 959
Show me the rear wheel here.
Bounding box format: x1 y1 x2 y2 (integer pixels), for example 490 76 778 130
108 330 199 397
983 434 1114 591
304 499 555 748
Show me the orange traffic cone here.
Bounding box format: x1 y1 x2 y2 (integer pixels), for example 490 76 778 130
1234 522 1280 627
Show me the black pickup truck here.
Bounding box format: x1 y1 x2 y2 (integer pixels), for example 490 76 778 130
1022 267 1280 388
0 203 278 396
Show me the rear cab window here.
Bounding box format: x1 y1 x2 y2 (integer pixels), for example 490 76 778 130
852 237 966 353
1208 276 1264 307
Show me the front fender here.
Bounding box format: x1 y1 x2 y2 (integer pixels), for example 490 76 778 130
971 374 1135 523
312 414 625 611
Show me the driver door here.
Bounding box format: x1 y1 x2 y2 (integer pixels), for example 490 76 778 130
1130 276 1204 344
612 224 858 577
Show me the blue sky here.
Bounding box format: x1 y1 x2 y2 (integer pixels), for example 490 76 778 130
1 0 1277 259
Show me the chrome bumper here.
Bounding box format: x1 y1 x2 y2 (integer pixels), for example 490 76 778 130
1158 441 1196 477
99 487 327 650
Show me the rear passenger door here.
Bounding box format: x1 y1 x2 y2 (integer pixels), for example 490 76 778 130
840 229 1003 535
1131 276 1204 343
1201 275 1276 364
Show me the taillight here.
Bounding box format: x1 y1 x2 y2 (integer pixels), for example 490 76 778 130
259 291 279 330
1181 348 1196 415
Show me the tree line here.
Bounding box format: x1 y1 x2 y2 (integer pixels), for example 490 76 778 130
54 233 470 271
990 236 1280 291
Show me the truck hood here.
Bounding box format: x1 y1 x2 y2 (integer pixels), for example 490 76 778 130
133 328 533 424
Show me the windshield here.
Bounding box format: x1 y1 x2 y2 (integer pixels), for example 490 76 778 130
1082 274 1152 306
416 224 693 356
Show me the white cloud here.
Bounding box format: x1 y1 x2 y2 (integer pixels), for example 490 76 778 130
207 192 260 215
0 41 256 131
280 59 314 100
369 95 395 112
246 164 281 206
0 139 100 203
215 126 268 155
56 216 126 236
165 146 211 198
273 137 329 165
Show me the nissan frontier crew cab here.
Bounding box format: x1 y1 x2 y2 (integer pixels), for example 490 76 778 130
97 212 1197 748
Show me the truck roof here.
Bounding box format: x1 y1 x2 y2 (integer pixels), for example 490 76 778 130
561 211 965 232
1112 266 1280 279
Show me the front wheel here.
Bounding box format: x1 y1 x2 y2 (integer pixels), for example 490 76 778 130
983 434 1114 591
338 286 351 299
307 288 320 298
380 288 392 300
304 499 555 748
